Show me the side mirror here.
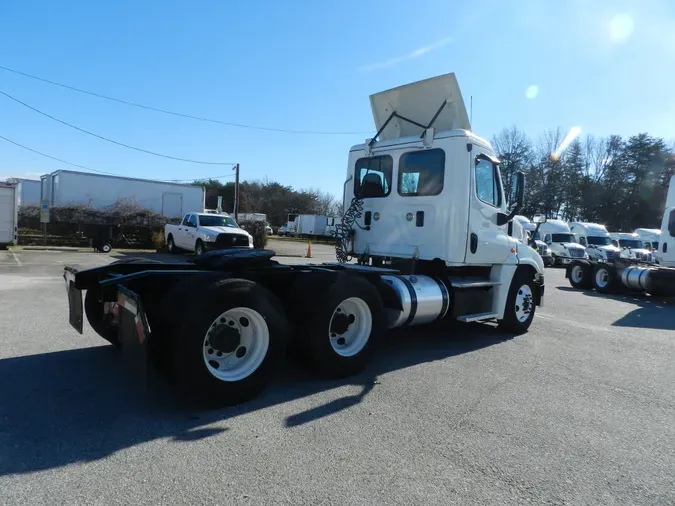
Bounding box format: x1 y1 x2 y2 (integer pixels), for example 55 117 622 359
501 171 525 225
512 172 525 209
533 215 547 224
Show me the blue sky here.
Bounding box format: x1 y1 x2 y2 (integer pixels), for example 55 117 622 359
1 0 673 200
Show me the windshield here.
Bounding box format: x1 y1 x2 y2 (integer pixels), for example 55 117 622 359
551 233 576 243
198 215 239 228
587 236 612 246
619 239 644 249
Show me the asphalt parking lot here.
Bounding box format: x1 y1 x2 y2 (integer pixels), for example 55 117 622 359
1 246 674 505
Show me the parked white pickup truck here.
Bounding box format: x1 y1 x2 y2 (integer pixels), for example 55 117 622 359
165 212 253 255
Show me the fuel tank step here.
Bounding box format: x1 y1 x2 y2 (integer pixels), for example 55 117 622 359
449 277 501 289
457 312 498 323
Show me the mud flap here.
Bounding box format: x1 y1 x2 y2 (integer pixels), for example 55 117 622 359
65 275 84 334
116 286 151 384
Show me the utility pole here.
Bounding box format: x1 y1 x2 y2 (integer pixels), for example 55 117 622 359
233 163 240 221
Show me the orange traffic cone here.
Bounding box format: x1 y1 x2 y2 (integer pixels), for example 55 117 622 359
306 241 312 258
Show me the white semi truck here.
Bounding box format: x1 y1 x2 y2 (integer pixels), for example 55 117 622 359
566 176 675 296
634 228 661 262
531 218 586 266
569 222 621 261
0 182 19 249
61 73 545 406
608 232 655 263
513 215 553 266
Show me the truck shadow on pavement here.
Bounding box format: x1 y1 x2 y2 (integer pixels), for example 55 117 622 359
0 321 515 476
556 286 675 330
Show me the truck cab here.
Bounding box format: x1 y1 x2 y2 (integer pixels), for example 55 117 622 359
569 222 620 261
659 176 675 268
609 232 654 262
532 219 586 266
513 215 553 266
339 73 544 328
634 228 661 261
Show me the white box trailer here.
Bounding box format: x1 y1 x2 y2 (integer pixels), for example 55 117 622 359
5 178 41 206
296 214 327 237
39 170 205 218
0 182 19 248
325 216 341 238
237 213 267 223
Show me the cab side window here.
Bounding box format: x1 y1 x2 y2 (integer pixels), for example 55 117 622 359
398 148 445 196
189 215 198 227
181 214 191 226
354 155 393 198
669 210 675 238
579 237 587 246
475 157 502 207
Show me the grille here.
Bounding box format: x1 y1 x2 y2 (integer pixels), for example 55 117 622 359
605 250 619 260
215 233 250 248
568 248 585 258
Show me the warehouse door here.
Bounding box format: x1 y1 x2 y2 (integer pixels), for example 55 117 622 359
162 192 183 218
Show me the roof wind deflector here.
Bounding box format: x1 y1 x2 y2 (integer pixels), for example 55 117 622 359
368 73 471 147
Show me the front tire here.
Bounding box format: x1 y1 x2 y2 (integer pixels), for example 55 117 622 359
167 277 289 406
195 239 204 256
498 270 536 334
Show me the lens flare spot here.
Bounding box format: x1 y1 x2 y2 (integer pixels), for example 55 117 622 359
551 126 582 161
609 13 634 43
525 85 539 99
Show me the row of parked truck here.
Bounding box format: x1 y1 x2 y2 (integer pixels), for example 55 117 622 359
511 215 663 268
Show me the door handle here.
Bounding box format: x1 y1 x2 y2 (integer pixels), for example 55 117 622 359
470 233 478 254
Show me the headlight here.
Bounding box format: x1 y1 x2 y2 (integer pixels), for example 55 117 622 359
202 235 216 242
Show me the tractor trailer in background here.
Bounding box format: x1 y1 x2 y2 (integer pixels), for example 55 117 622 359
40 169 206 218
566 175 675 296
60 73 545 406
0 182 19 249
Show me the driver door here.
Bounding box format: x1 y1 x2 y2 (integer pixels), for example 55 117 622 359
465 154 512 265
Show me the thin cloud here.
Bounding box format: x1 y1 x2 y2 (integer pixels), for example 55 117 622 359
360 37 453 71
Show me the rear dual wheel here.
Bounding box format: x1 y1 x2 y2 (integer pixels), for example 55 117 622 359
162 276 289 406
592 264 621 294
568 261 593 289
289 274 387 378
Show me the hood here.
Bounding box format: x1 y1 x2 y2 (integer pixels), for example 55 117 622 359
597 244 621 253
199 226 251 237
561 242 584 250
623 248 652 256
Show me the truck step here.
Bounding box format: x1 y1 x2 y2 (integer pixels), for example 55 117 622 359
457 312 499 323
449 277 501 289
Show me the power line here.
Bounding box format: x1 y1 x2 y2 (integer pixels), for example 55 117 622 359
0 90 236 166
0 133 235 183
0 64 373 135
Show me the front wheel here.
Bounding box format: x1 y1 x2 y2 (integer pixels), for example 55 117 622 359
195 239 205 256
498 270 537 334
